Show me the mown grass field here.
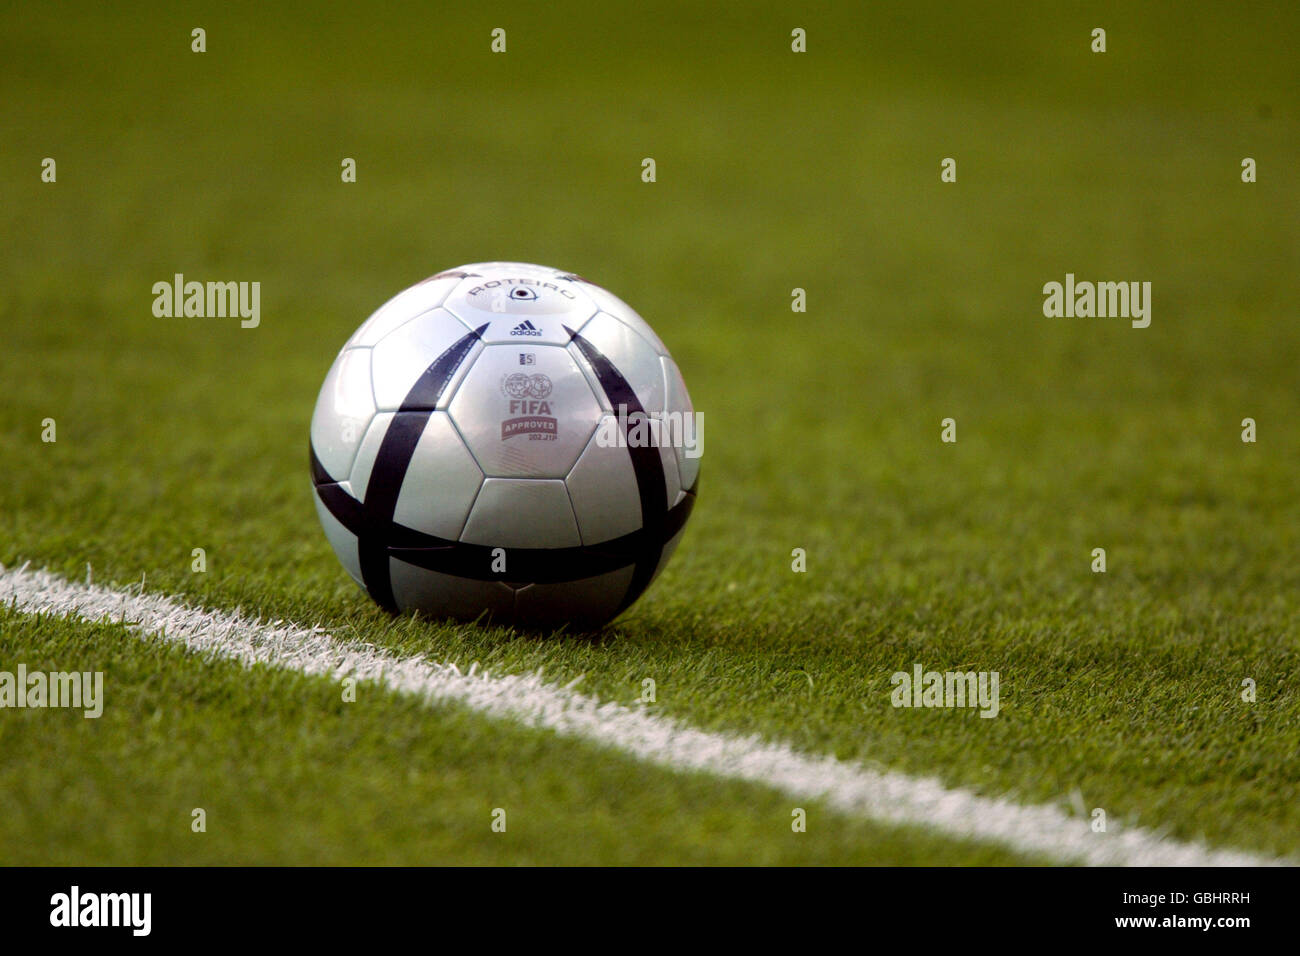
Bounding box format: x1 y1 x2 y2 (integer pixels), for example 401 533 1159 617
1 1 1297 863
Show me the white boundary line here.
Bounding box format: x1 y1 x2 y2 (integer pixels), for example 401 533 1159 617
0 562 1280 866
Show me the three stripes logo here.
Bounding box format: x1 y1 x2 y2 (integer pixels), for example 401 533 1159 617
509 319 543 336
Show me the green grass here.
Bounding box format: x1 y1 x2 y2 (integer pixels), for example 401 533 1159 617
0 610 1038 864
1 0 1297 863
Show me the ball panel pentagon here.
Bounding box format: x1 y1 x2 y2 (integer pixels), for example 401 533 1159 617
657 440 683 508
513 566 636 631
389 561 515 621
578 281 669 355
565 423 644 545
442 269 598 346
663 355 700 491
448 344 601 479
310 347 376 481
347 411 395 495
391 413 484 540
459 478 581 549
570 311 666 415
370 307 483 411
312 490 363 587
344 273 465 349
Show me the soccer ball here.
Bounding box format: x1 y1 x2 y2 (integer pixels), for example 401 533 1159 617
309 262 700 629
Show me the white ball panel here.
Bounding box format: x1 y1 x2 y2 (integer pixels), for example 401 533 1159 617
470 311 595 348
389 560 516 621
312 490 363 587
459 478 581 548
572 311 666 415
513 566 636 631
442 270 598 346
657 440 682 507
371 307 482 411
663 356 700 490
454 261 566 278
565 424 644 544
310 347 376 481
578 281 669 355
344 274 465 349
392 413 484 540
347 412 393 496
448 344 601 479
570 350 611 412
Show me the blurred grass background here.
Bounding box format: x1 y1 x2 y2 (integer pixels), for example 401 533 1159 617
1 1 1297 862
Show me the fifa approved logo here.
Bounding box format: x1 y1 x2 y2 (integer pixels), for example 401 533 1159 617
500 373 557 441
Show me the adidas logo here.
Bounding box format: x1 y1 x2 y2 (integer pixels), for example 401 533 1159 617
509 319 543 336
